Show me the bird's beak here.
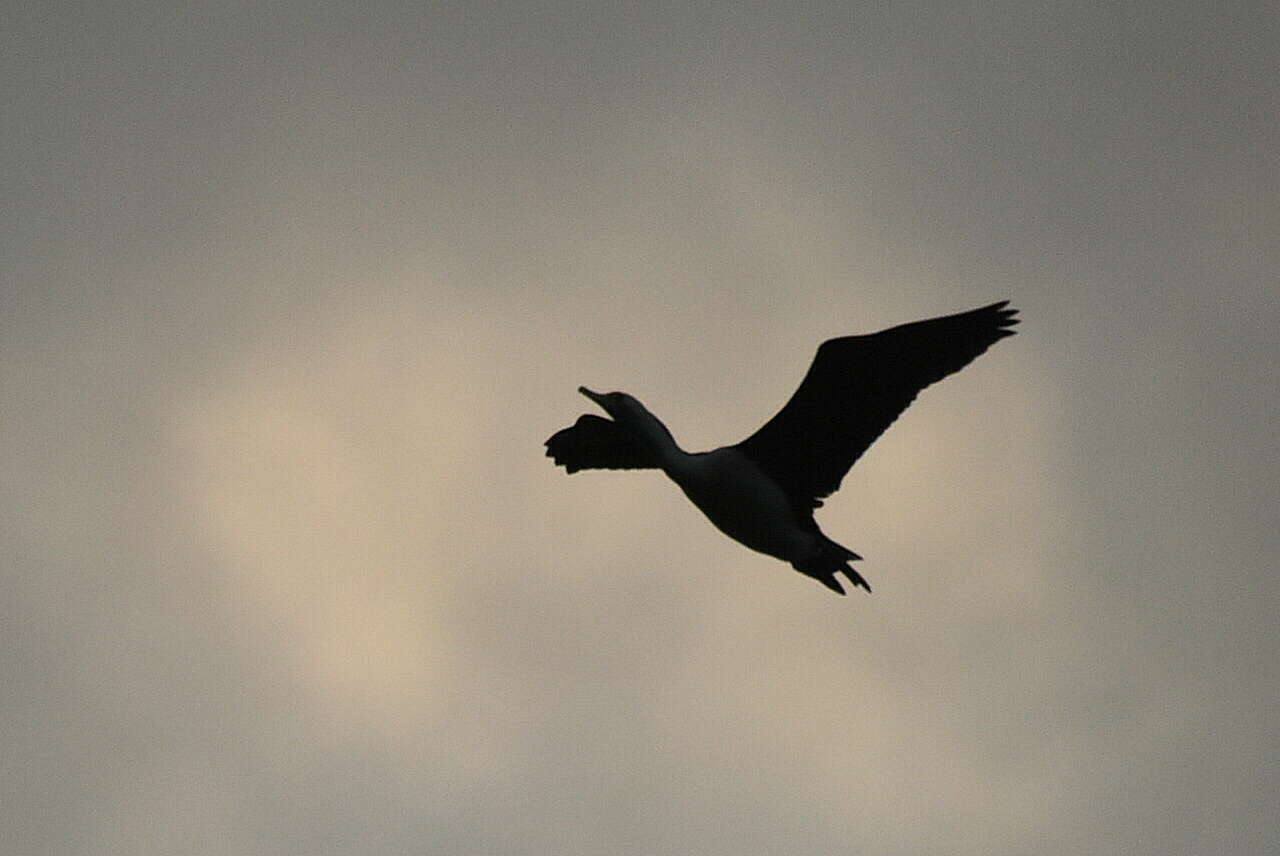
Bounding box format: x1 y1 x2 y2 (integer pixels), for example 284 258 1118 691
578 386 605 407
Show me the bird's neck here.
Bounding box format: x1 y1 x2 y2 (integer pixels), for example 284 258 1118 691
627 409 687 467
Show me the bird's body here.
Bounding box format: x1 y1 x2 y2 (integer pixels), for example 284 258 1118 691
546 301 1019 594
668 447 811 564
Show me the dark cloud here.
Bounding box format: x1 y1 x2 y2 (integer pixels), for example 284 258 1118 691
4 2 1276 853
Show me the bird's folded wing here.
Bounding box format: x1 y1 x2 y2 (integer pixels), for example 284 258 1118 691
734 301 1019 505
545 414 660 473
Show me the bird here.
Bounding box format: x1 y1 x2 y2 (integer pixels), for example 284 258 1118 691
545 301 1019 595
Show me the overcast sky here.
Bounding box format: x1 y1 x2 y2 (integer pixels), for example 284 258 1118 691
4 2 1277 853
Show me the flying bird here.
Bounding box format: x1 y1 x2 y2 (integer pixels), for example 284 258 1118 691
545 301 1019 594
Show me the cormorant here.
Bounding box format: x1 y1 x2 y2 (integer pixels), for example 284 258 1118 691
546 301 1019 594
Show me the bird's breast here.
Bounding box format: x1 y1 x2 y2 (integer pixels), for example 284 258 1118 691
666 447 809 560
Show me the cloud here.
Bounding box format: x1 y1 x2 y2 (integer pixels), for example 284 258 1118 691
4 1 1277 852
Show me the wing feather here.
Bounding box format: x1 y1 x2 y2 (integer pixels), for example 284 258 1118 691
545 414 660 473
734 301 1019 505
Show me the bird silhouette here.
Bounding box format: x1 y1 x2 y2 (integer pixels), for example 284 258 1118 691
546 301 1019 594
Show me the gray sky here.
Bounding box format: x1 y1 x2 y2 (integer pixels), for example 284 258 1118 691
4 2 1277 853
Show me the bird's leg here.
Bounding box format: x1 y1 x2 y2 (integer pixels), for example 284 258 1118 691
842 564 871 592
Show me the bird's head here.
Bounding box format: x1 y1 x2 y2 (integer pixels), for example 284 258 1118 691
578 386 677 453
578 387 649 424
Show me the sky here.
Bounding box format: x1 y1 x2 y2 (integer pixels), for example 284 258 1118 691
3 1 1277 853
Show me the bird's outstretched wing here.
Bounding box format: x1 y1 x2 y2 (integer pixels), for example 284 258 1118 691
545 414 660 473
733 301 1019 506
